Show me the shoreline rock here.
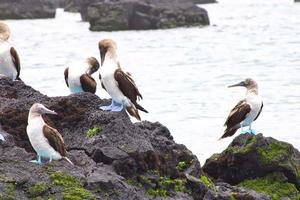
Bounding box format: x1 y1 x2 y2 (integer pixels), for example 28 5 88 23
0 76 298 199
81 0 210 31
0 0 56 20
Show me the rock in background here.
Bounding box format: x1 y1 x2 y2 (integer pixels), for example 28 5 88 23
82 0 210 31
0 0 56 19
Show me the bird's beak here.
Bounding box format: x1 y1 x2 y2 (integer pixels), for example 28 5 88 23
44 108 58 115
228 81 245 88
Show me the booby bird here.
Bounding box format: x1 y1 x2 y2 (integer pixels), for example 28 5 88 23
64 57 100 94
26 103 73 165
98 39 148 120
0 22 21 80
219 78 263 139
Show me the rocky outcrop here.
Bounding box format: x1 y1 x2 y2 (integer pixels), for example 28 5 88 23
193 0 217 4
0 0 56 19
80 0 210 31
203 133 300 199
0 77 271 199
64 0 81 12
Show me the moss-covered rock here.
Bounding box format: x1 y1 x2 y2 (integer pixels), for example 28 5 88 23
86 126 102 138
49 171 95 200
239 172 300 200
26 182 48 198
203 133 300 192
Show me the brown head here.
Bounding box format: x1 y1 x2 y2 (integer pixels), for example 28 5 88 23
98 39 117 66
228 78 258 92
0 22 10 41
85 57 100 75
29 103 57 118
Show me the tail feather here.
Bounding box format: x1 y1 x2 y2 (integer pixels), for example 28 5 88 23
219 127 238 140
126 106 141 121
135 103 148 113
63 157 74 165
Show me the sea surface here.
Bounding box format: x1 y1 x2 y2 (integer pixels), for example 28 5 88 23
4 0 300 164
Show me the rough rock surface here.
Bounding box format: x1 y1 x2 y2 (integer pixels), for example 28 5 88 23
0 77 270 199
64 0 81 12
193 0 217 4
0 0 56 19
203 133 300 199
81 0 210 31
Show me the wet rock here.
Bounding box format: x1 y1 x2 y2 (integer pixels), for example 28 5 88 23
0 0 56 19
203 133 300 199
81 0 209 31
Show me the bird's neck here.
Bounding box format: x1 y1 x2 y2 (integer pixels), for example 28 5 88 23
247 88 258 95
105 49 118 65
28 112 43 124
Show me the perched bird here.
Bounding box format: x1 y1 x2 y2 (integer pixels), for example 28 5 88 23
0 22 21 80
220 78 263 139
98 39 148 120
64 57 100 94
26 103 73 165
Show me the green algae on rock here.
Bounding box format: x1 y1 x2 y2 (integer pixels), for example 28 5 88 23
239 172 300 200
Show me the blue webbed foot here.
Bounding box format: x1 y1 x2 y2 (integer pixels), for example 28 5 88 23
249 129 257 135
100 100 124 112
241 128 257 135
30 155 42 165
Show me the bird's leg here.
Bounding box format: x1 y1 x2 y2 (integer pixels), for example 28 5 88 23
30 154 42 165
111 100 124 112
249 125 257 135
49 155 53 163
100 99 116 111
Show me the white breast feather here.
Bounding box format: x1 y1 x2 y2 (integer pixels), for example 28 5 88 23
0 41 17 80
27 116 62 160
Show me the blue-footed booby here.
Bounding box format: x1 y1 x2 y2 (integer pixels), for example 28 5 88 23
0 22 21 80
98 39 148 121
220 78 263 139
26 103 73 165
64 57 100 94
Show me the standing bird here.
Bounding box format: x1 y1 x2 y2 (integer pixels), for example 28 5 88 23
0 22 21 80
98 39 148 120
219 78 263 139
64 57 100 94
26 103 73 165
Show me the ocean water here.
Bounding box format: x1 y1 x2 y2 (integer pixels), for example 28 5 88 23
3 0 300 164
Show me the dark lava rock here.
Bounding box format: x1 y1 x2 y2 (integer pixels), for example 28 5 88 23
0 0 56 19
0 77 276 199
193 0 217 4
81 0 209 31
203 133 300 198
64 0 81 12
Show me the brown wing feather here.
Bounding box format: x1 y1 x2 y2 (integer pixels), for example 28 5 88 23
43 125 67 157
10 47 21 79
224 100 251 127
254 102 263 121
114 69 142 102
64 67 69 87
80 74 97 94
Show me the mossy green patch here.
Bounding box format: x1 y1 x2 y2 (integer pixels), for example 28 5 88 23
257 141 289 165
176 161 187 171
0 182 16 200
226 136 257 155
48 171 95 200
238 173 300 200
199 175 213 188
27 182 48 198
86 126 102 138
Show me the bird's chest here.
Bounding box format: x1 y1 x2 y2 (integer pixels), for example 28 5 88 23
27 119 49 152
244 95 262 122
68 68 84 92
0 44 16 79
